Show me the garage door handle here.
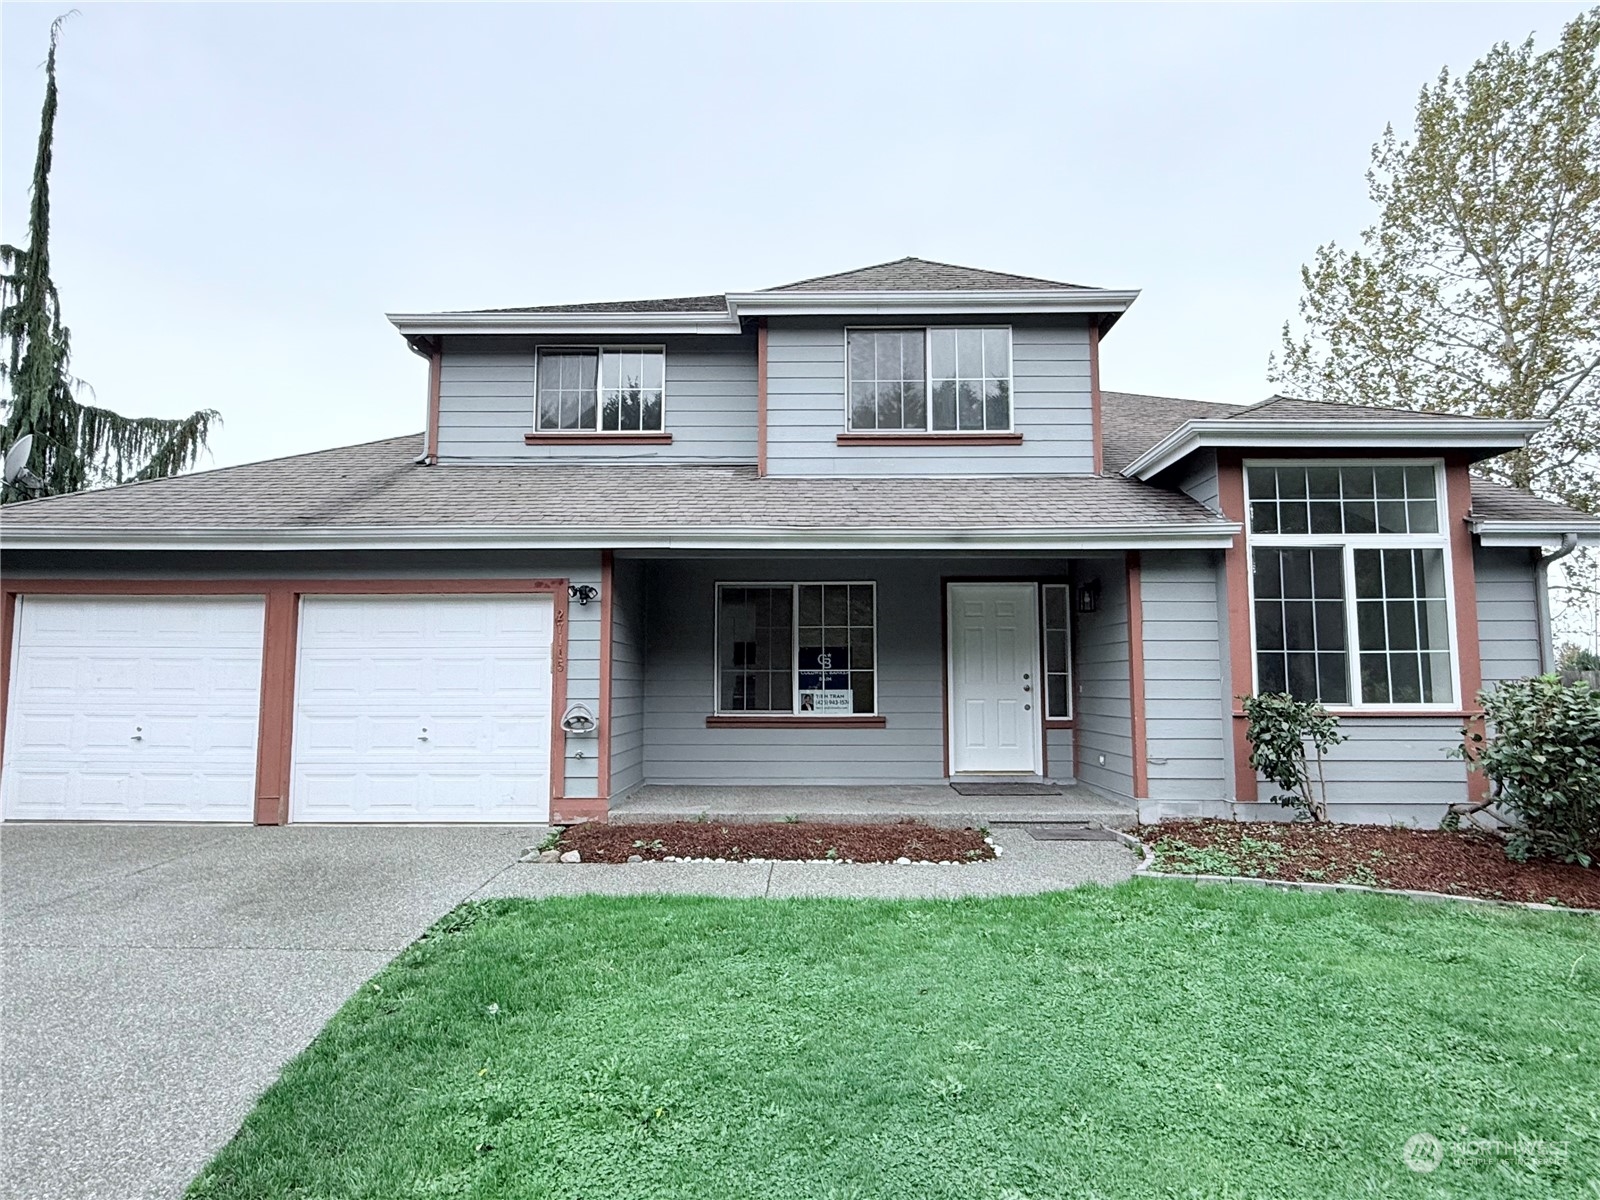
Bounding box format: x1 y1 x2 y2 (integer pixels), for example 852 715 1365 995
131 727 143 742
418 729 429 742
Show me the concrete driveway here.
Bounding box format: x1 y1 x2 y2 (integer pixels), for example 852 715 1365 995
0 823 537 1200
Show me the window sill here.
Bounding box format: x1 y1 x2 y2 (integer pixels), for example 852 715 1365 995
524 432 673 446
836 432 1023 447
1230 708 1474 719
1043 718 1076 730
705 715 887 729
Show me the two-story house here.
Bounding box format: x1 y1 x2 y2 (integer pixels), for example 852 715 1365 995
3 257 1597 828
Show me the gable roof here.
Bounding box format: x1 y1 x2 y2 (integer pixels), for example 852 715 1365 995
764 257 1091 293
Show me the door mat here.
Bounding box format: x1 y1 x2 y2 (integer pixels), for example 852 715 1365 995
948 782 1064 797
1025 825 1121 842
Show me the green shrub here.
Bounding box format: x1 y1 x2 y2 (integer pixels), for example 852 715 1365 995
1240 692 1346 821
1457 674 1600 866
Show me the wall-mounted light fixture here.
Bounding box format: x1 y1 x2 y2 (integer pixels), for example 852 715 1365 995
569 584 599 607
1076 581 1101 615
560 703 597 735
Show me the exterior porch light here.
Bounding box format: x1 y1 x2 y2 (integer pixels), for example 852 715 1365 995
1076 581 1100 614
569 584 599 606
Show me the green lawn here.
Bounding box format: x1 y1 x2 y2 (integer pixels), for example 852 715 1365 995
190 884 1600 1199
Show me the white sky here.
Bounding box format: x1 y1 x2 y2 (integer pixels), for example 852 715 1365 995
1 2 1588 471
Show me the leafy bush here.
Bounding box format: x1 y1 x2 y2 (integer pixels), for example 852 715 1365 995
1240 693 1347 821
1558 643 1600 672
1457 674 1600 866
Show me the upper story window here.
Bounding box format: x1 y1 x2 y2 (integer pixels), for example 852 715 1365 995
1246 461 1456 709
536 347 664 433
847 327 1011 433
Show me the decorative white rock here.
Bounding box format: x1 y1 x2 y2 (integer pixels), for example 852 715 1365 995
627 854 643 863
894 856 912 865
559 849 582 864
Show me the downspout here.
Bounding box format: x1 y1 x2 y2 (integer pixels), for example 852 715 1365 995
1535 532 1580 673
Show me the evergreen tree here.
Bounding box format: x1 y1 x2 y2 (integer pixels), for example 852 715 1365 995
1 15 216 501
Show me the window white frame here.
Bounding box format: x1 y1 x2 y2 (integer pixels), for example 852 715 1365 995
844 325 1014 434
713 581 878 716
1041 583 1073 720
1244 458 1461 711
533 345 666 433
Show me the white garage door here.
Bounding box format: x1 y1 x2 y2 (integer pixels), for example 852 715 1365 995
2 596 265 821
291 594 553 822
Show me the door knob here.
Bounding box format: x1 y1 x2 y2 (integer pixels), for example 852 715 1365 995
1022 685 1032 693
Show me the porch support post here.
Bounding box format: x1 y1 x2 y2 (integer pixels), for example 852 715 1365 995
1126 551 1148 800
1446 457 1489 804
1217 453 1259 801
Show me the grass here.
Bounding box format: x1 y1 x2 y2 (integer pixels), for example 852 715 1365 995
189 884 1600 1199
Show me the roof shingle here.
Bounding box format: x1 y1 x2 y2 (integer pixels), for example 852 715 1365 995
765 256 1090 293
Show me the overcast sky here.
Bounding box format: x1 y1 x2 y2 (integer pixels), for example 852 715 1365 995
1 2 1588 470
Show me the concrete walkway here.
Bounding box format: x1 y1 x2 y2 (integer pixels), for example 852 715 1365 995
0 822 1137 1200
610 783 1139 828
482 824 1139 901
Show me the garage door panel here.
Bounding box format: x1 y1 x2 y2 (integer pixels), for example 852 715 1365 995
2 596 264 822
291 595 553 823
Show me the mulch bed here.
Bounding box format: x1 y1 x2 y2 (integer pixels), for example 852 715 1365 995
1141 819 1600 910
558 820 994 864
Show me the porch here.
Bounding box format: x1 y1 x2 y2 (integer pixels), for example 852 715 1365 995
597 550 1158 820
609 782 1138 829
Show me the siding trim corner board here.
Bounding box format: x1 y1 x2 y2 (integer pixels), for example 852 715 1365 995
0 577 574 826
1126 552 1148 800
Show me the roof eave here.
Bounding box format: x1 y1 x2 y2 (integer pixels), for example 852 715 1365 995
1470 519 1600 547
385 311 744 336
727 289 1140 323
0 520 1239 554
1122 419 1550 480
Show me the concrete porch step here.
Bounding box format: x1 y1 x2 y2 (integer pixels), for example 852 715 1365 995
605 784 1138 830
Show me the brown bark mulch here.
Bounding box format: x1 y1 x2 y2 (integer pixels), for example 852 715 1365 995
1141 819 1600 910
558 820 994 864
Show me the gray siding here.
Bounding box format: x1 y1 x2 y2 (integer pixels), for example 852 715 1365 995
5 548 607 800
1314 718 1469 806
638 556 1077 786
609 556 646 798
1140 550 1228 801
1073 557 1134 798
1172 450 1221 514
764 318 1095 476
436 334 758 463
1475 545 1542 686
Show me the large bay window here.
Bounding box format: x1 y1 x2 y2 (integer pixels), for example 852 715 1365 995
847 327 1012 433
717 583 877 715
1247 462 1456 708
536 347 665 433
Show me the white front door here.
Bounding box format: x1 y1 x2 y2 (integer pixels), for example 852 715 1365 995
2 595 265 821
291 595 553 823
947 582 1041 775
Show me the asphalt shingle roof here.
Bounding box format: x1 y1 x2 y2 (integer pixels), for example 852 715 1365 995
0 435 1220 534
764 257 1091 293
463 257 1094 315
471 294 730 315
4 392 1583 538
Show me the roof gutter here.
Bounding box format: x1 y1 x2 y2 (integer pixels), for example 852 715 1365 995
1468 519 1600 547
385 311 743 336
0 520 1241 554
1122 418 1550 479
725 288 1140 322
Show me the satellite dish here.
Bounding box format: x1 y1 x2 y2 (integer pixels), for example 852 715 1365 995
3 435 43 493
